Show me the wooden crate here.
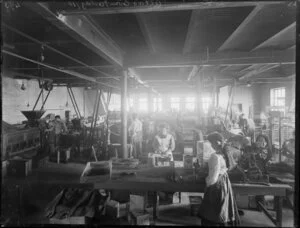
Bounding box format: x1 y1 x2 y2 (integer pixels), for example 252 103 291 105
49 216 90 224
127 210 150 225
236 195 249 209
130 194 147 212
32 155 49 169
7 159 32 178
49 148 70 163
105 200 129 218
189 196 203 216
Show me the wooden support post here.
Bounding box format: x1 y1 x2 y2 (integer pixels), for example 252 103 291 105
213 75 217 109
196 74 203 125
152 191 158 224
148 92 153 114
121 70 128 159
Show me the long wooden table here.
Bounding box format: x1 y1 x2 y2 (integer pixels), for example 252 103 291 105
92 177 291 227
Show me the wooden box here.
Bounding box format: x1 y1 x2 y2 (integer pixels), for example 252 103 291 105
32 155 49 169
248 195 257 209
80 161 112 183
7 159 32 178
236 195 249 209
49 148 70 163
127 210 150 225
130 194 146 212
105 200 129 218
189 196 203 216
147 153 171 167
49 216 90 224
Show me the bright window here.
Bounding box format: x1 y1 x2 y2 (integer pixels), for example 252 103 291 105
171 97 180 111
185 97 195 112
270 87 285 112
153 97 162 112
127 97 134 111
202 97 211 114
109 94 121 111
138 98 148 112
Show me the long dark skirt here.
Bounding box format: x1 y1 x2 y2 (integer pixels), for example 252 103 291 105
198 172 240 226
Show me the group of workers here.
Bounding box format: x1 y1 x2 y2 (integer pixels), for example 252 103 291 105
39 113 68 155
128 113 175 161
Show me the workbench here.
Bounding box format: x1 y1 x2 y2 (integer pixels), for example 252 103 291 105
87 166 292 227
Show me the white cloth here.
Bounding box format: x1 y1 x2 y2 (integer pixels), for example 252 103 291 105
205 153 228 187
153 134 175 154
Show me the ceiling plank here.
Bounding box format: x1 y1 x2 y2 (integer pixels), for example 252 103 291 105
218 5 264 51
2 49 120 90
238 64 280 81
251 22 296 51
183 10 199 55
125 50 295 68
187 66 201 81
24 2 124 67
60 2 283 15
136 13 157 53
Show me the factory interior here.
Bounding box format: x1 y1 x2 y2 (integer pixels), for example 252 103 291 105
1 1 297 226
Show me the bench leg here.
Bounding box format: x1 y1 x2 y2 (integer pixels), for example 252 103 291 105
57 149 60 164
153 191 158 224
275 196 283 227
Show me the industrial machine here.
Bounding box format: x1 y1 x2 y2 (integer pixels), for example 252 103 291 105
2 110 44 161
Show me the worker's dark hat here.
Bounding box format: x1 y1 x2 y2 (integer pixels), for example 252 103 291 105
207 132 224 146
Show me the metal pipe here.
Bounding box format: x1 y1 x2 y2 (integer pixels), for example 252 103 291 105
32 90 43 111
90 90 101 142
69 87 82 118
2 49 120 90
3 23 119 80
67 87 80 118
40 90 51 110
121 70 128 159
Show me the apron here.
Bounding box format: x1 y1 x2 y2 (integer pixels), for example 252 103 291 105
198 172 240 226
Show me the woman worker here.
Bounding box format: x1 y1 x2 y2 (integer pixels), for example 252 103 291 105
198 132 240 226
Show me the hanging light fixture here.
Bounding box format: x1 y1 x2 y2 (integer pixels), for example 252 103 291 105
246 81 252 87
65 87 69 107
21 81 26 90
27 84 30 107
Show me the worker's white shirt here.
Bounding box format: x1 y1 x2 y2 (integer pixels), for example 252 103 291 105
153 134 175 154
128 119 143 137
206 153 228 187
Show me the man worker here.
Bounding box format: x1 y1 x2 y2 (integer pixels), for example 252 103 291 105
53 115 68 150
152 123 175 161
128 113 143 159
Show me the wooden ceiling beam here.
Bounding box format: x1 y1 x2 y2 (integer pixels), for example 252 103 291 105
60 2 283 15
2 49 120 90
238 64 280 81
218 5 265 51
187 66 201 81
136 13 157 53
125 49 295 68
251 22 296 51
24 2 124 67
183 10 200 55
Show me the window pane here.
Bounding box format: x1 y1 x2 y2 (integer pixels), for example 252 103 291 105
270 87 286 113
185 97 195 111
139 98 148 112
